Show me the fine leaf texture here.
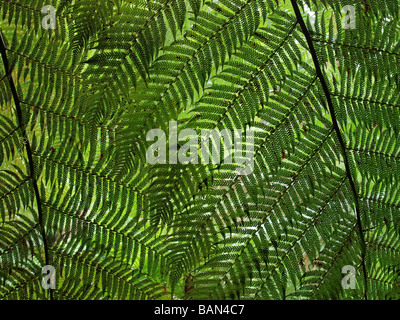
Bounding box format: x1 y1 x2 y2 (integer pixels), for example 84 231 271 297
0 0 399 300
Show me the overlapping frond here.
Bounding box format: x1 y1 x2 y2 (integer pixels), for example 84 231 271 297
1 0 399 300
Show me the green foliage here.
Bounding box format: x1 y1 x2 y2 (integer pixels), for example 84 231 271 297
0 0 399 300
